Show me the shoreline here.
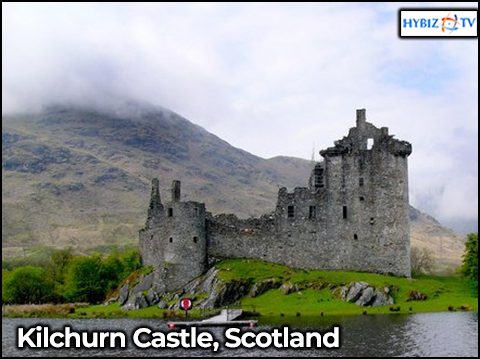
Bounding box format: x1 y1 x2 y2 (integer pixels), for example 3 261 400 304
2 302 477 322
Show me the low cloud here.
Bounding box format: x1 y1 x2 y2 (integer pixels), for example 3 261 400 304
2 3 478 232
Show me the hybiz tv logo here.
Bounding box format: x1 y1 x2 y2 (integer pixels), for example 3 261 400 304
400 9 478 38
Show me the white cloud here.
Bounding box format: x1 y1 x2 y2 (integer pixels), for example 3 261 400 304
2 2 478 230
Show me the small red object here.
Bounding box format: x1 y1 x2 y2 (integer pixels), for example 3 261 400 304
167 322 176 329
180 298 193 311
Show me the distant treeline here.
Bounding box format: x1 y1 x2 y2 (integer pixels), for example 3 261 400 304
2 248 141 304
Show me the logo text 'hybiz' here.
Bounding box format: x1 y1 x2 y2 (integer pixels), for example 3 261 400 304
400 9 477 38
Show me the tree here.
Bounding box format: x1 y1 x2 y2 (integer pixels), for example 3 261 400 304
3 266 54 304
46 247 73 285
461 233 478 287
411 247 435 276
100 253 125 294
98 250 141 295
63 256 104 303
118 249 141 279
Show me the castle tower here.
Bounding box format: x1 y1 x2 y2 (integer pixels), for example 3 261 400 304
139 179 165 266
320 108 412 276
146 178 163 229
139 179 207 291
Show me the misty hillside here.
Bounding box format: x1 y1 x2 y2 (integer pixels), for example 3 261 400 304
2 104 466 270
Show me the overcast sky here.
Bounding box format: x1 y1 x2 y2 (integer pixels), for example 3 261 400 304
2 3 478 233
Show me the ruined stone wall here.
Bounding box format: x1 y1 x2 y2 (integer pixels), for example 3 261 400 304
206 213 276 262
206 109 411 276
139 109 413 292
206 187 339 270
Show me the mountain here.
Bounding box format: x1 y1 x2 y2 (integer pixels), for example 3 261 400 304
409 207 466 272
1 104 466 271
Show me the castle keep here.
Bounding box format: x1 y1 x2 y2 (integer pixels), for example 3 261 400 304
139 109 413 291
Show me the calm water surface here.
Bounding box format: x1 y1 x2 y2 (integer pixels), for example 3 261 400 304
2 312 478 357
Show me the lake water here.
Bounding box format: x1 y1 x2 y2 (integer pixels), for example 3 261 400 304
2 312 478 357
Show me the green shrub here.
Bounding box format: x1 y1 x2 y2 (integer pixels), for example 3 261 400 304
461 233 478 292
3 248 144 304
3 266 54 304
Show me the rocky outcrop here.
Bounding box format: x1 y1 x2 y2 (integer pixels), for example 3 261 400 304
107 268 167 310
121 271 159 310
338 282 394 307
201 279 250 308
181 267 251 309
157 300 168 309
118 284 129 306
116 269 395 311
279 282 300 295
250 278 281 297
118 266 252 310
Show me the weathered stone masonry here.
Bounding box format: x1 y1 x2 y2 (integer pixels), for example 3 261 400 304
139 109 413 291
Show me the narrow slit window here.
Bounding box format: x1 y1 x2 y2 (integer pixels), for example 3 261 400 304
359 177 364 186
193 236 198 243
343 206 347 219
354 234 358 240
314 166 324 189
194 207 199 216
168 208 173 217
287 205 295 218
309 206 316 219
169 237 173 243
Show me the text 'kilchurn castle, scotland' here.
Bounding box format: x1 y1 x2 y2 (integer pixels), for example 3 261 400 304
139 109 413 291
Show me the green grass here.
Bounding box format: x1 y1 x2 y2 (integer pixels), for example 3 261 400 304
218 259 477 317
217 259 295 282
3 259 477 321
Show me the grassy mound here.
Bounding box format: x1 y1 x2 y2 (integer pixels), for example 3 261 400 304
216 259 476 317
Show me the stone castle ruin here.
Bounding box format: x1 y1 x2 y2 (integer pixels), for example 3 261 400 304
139 109 413 292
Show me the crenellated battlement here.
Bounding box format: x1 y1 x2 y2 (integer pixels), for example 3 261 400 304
321 109 412 158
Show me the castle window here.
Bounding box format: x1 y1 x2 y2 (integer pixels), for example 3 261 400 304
314 166 324 189
194 207 198 216
309 206 316 219
343 206 347 219
370 217 375 225
168 208 173 217
359 177 364 186
287 205 295 218
169 237 173 243
367 138 374 150
354 234 358 240
359 196 365 201
150 234 154 240
193 236 198 243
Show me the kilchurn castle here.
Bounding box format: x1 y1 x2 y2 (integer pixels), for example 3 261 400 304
139 109 413 292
